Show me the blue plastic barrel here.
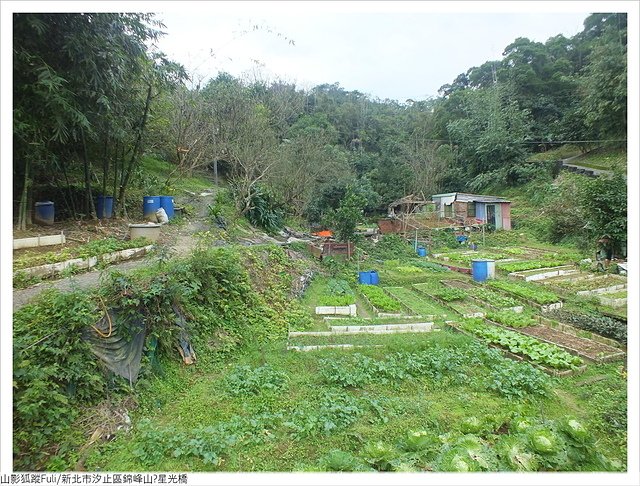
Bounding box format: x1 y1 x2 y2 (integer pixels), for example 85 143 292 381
159 195 175 219
96 195 114 219
472 259 495 282
34 201 54 225
359 271 371 285
369 271 380 285
417 247 427 257
143 196 161 219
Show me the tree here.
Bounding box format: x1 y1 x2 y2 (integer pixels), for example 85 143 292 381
13 13 184 222
445 85 532 190
580 171 627 252
330 185 367 242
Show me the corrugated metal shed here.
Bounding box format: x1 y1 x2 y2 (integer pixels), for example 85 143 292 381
432 192 510 204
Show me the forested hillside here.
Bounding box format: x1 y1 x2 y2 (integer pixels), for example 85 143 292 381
13 13 627 244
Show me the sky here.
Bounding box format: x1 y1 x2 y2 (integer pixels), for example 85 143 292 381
152 2 594 101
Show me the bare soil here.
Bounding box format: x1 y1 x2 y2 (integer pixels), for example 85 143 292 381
519 325 622 360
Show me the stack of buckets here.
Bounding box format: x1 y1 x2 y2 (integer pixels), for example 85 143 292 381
96 196 114 219
358 271 379 285
143 195 175 221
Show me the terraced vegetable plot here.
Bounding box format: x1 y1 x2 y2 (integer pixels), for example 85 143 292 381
547 275 627 292
497 260 571 273
457 320 583 371
384 287 455 319
486 310 537 328
444 280 522 309
358 284 403 312
515 325 624 362
488 279 561 305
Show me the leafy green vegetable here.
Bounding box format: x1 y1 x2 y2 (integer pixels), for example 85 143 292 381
320 449 365 471
486 310 536 328
487 280 560 305
459 319 583 370
363 441 399 471
495 436 539 471
528 427 562 454
460 416 482 434
358 285 402 312
546 310 626 344
317 278 355 306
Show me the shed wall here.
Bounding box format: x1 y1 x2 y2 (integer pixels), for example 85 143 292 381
501 203 512 230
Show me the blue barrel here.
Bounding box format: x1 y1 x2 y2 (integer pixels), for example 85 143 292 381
34 201 54 225
472 259 495 282
143 196 161 219
417 246 427 257
358 271 372 285
95 195 114 219
159 195 175 219
369 271 379 285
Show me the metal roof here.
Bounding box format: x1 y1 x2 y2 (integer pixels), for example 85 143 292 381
431 192 510 204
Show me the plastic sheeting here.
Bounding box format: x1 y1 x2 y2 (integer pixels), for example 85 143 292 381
83 310 146 384
85 305 197 383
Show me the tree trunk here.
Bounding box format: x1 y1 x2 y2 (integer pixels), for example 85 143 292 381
59 156 78 219
18 157 30 231
102 131 109 198
81 129 96 219
118 83 153 215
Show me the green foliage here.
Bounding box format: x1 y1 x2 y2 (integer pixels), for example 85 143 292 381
495 435 539 471
408 260 450 272
13 290 105 469
546 310 626 344
328 184 367 242
131 412 283 468
363 441 399 471
434 435 498 471
284 392 363 438
580 172 627 247
244 185 284 233
470 287 520 308
486 360 551 399
358 285 402 312
431 287 466 302
319 450 367 472
317 278 355 306
361 234 417 260
498 260 570 273
486 310 536 328
459 319 583 370
488 279 560 305
386 286 454 317
223 365 288 396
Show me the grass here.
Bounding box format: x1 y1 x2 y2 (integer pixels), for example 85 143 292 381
84 333 627 472
527 145 582 162
140 156 214 193
567 147 627 172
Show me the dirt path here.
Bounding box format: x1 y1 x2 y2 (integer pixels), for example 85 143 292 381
561 154 613 177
